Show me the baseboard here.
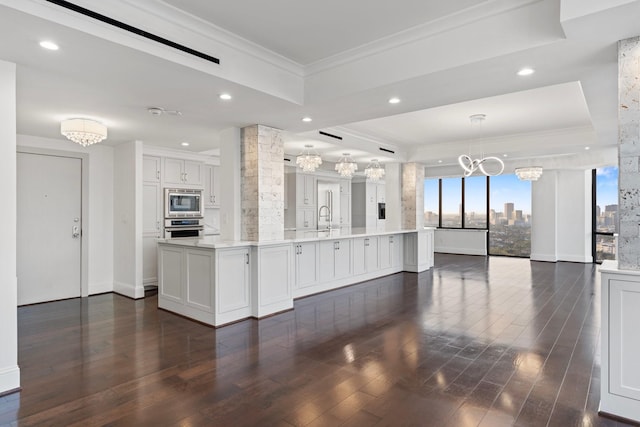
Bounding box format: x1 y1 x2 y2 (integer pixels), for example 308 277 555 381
113 281 145 299
558 254 593 263
530 253 558 262
0 365 20 395
435 247 487 256
88 281 113 295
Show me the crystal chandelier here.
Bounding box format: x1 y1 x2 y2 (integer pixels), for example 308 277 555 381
60 118 108 147
515 166 543 181
364 159 385 181
296 144 322 172
335 153 358 177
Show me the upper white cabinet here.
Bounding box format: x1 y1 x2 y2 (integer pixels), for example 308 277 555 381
204 165 221 208
143 156 161 183
339 179 351 195
352 179 385 228
164 158 203 187
296 174 317 207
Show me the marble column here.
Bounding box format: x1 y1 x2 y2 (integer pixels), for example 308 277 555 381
240 124 284 241
618 36 640 270
401 163 425 229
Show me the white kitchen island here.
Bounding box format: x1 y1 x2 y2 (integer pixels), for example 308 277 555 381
157 227 434 327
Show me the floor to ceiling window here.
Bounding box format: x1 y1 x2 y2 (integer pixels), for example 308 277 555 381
441 178 462 228
464 175 487 229
424 178 439 227
488 174 531 257
593 167 618 262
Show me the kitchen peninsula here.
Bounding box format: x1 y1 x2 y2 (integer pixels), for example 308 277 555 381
157 227 434 327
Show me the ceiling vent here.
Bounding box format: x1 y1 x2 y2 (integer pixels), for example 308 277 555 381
319 131 343 141
44 0 221 65
379 147 395 154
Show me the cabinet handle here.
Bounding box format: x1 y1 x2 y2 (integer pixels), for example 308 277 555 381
156 170 160 180
299 245 303 255
156 221 160 230
245 253 249 265
184 172 188 182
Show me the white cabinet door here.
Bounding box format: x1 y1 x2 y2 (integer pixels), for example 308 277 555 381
143 236 159 286
216 248 250 314
380 235 391 269
211 165 221 207
204 165 214 208
159 245 183 302
318 240 337 282
164 158 184 185
334 240 351 279
184 160 203 186
340 193 351 226
339 179 351 195
390 234 402 267
366 237 379 272
296 242 318 288
377 183 386 203
185 248 214 312
296 208 316 230
352 238 366 276
296 174 316 207
143 182 161 235
143 156 161 183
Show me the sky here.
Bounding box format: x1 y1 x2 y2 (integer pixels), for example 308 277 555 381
596 166 618 208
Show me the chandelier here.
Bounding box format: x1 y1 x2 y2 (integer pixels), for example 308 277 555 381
515 166 543 181
335 153 358 177
364 159 385 181
296 144 322 172
61 118 108 147
458 113 504 177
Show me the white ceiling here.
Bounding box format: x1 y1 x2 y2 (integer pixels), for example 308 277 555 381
1 0 638 171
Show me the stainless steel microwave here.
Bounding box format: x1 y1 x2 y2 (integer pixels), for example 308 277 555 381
164 188 204 218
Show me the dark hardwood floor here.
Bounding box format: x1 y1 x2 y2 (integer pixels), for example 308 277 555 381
0 254 634 426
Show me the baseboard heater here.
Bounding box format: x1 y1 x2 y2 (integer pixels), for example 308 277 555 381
43 0 221 65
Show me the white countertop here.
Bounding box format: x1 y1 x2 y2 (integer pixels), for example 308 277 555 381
158 227 435 249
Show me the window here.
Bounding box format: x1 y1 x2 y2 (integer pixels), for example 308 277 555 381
593 167 618 262
464 176 487 229
441 178 462 227
488 174 531 257
424 178 439 227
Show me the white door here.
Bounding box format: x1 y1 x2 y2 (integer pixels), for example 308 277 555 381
17 152 82 305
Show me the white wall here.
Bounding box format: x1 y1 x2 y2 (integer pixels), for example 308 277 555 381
17 135 115 294
0 60 19 394
113 141 144 298
557 170 592 262
531 171 559 261
220 128 242 241
435 229 487 255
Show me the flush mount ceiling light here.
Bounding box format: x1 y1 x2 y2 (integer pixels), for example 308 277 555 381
60 118 107 147
458 114 504 177
364 159 385 181
517 67 535 76
515 166 543 181
296 144 322 172
147 106 182 116
335 153 358 177
39 40 59 50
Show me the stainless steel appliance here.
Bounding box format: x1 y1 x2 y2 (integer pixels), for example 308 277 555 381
378 202 386 220
164 188 204 218
164 188 204 238
317 180 341 230
164 218 204 238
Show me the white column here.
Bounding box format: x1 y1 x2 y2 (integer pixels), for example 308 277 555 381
220 127 242 241
401 163 425 229
618 36 640 270
530 170 558 262
0 59 19 393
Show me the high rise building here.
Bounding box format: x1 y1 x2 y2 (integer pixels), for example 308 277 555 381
504 203 514 221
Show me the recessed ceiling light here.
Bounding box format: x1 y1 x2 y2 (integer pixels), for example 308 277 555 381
503 154 508 157
219 93 232 100
585 146 590 150
39 40 59 51
388 97 401 104
517 67 535 76
438 160 443 163
302 117 312 122
181 142 190 147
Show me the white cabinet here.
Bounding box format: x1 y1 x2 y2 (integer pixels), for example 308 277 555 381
216 248 251 323
294 241 319 289
296 208 316 230
376 184 386 203
339 179 351 195
296 174 316 207
340 193 351 226
143 182 162 235
380 234 402 269
164 158 203 187
352 180 385 228
143 156 161 183
204 164 220 208
353 237 379 276
319 240 351 282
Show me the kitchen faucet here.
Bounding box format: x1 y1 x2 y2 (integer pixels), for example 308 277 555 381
318 205 331 229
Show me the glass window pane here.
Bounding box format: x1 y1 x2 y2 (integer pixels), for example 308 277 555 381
595 234 617 262
441 178 462 228
424 179 439 227
489 174 531 257
595 166 618 234
464 176 487 228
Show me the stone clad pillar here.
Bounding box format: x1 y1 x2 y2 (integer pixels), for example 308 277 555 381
401 163 425 229
618 37 640 270
240 124 284 241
